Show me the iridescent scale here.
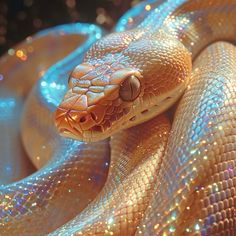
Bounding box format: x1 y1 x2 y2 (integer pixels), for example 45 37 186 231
0 1 236 235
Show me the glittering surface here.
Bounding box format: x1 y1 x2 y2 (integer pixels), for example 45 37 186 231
136 41 236 235
1 0 236 235
0 23 110 235
50 114 170 235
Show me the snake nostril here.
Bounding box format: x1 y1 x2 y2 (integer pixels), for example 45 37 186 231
80 116 86 123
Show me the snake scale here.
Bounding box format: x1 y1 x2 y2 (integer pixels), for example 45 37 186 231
0 0 236 235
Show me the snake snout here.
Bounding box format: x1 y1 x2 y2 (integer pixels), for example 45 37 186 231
54 107 98 140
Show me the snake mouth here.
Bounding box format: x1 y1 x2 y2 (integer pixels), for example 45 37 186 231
54 81 186 142
55 107 83 139
54 107 100 141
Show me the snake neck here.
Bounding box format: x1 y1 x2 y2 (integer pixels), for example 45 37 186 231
140 0 236 58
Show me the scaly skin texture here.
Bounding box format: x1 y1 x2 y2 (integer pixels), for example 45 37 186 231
51 41 236 236
136 42 236 235
55 30 190 141
0 24 110 235
50 114 170 235
0 0 236 235
55 0 236 142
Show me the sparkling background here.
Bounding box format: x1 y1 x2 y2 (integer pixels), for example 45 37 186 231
0 0 141 55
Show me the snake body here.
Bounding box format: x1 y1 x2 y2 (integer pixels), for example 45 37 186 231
0 0 236 235
137 42 236 235
0 25 110 235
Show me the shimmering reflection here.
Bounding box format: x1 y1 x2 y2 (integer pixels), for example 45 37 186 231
0 23 110 235
0 91 35 184
137 42 236 235
1 0 236 235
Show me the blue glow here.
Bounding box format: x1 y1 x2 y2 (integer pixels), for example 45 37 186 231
0 97 17 120
0 24 109 226
0 98 16 108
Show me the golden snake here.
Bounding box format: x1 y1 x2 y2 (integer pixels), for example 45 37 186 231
0 0 236 235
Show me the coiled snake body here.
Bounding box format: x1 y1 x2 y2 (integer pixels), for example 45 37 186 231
0 0 236 235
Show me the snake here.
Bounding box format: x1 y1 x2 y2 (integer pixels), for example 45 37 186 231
0 0 236 235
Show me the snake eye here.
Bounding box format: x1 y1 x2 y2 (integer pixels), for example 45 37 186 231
119 75 141 101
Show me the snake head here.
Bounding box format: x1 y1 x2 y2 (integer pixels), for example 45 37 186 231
55 30 191 142
54 62 144 142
